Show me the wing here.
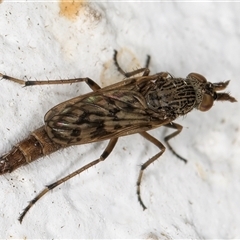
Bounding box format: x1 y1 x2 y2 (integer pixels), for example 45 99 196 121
44 89 172 145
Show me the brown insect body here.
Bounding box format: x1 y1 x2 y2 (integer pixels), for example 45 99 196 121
0 51 236 223
0 73 212 173
1 72 234 173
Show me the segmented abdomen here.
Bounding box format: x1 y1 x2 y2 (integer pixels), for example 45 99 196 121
0 126 62 174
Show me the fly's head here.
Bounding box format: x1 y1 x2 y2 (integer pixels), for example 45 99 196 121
187 73 237 112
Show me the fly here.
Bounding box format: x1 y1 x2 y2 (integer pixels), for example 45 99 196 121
0 50 237 223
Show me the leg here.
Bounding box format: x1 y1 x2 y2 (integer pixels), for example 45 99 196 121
137 131 166 210
145 54 151 69
0 73 101 91
18 137 118 223
113 50 150 77
164 122 187 163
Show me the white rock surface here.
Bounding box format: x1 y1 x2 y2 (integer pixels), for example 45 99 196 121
0 2 239 238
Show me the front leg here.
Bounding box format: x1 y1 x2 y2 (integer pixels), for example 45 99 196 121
164 122 187 163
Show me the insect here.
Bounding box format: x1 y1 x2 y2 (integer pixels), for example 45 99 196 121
0 50 237 223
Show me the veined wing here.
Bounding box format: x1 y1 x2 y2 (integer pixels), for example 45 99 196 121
44 89 172 145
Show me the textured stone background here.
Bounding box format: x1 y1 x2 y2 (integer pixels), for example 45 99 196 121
0 1 239 238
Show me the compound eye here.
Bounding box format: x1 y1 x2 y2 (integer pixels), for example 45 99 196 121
199 94 214 111
188 73 207 83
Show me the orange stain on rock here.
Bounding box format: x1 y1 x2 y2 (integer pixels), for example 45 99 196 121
59 0 86 20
